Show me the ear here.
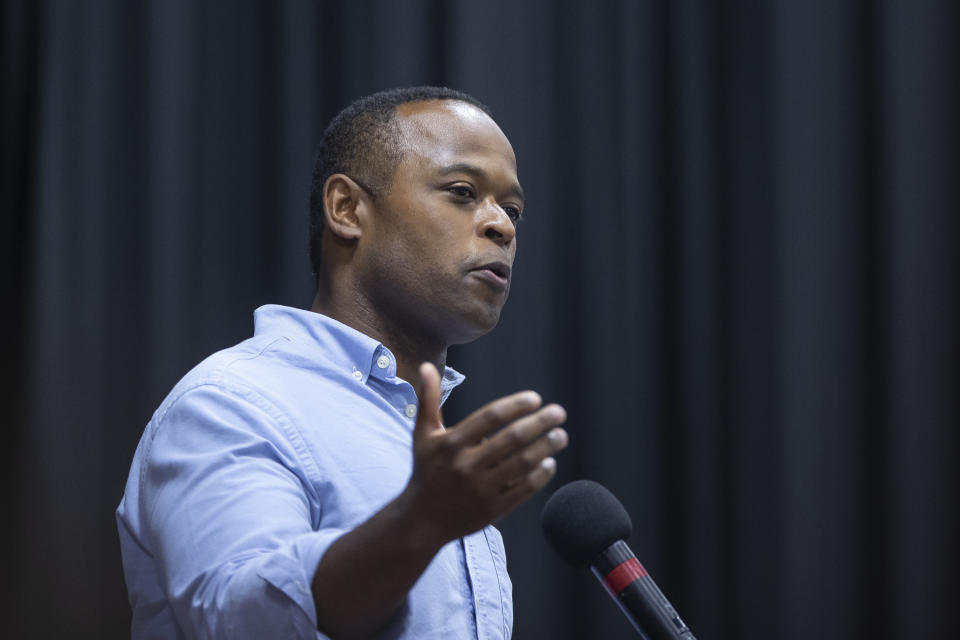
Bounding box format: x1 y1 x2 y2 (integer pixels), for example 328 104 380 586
322 174 368 241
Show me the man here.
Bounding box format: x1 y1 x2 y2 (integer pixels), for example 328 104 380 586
117 86 568 639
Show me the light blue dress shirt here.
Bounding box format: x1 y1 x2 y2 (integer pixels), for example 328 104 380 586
117 304 513 639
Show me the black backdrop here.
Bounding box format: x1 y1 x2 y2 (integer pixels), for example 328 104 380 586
3 1 957 638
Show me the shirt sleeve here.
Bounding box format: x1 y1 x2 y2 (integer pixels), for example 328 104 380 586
138 380 342 639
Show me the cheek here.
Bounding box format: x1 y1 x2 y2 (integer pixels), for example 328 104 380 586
372 231 450 284
409 221 467 266
373 202 476 278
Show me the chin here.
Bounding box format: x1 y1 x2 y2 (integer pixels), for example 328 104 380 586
447 306 504 345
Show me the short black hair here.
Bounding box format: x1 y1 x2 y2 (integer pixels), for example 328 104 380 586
309 86 491 282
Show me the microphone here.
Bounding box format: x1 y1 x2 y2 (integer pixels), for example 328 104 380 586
541 480 696 640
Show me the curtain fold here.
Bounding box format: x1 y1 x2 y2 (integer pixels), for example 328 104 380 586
4 1 955 638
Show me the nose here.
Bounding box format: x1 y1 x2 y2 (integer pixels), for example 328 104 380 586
478 198 516 246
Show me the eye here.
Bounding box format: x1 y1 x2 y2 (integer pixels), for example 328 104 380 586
448 185 475 199
503 205 523 223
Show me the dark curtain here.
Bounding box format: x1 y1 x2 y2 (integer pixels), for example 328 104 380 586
3 1 956 638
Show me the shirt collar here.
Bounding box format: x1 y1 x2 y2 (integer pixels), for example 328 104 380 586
252 304 465 404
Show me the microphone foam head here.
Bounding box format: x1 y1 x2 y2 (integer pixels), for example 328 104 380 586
541 479 632 568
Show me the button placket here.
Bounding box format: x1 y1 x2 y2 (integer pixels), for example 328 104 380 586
463 535 489 639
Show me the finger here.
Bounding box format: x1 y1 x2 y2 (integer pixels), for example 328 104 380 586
487 427 568 489
413 362 443 441
447 391 543 446
493 456 558 515
474 404 566 466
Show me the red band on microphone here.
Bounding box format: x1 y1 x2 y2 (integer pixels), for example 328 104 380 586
603 557 647 594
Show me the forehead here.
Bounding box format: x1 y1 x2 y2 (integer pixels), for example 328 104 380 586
393 100 519 177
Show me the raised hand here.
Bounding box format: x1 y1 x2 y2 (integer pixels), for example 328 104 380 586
402 362 569 544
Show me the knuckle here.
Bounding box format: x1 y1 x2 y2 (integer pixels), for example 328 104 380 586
502 427 524 447
434 435 456 454
520 449 540 469
450 457 474 480
480 405 505 425
421 437 449 461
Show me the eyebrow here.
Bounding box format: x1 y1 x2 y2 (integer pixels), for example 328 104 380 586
437 162 525 203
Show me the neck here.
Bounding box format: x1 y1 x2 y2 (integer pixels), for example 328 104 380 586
311 289 447 387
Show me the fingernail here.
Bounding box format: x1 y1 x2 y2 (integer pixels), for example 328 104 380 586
540 457 556 471
547 405 567 421
548 428 567 447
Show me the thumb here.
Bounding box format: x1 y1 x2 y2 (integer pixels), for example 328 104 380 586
413 362 443 441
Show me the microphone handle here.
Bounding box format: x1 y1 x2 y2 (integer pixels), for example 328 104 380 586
590 541 696 640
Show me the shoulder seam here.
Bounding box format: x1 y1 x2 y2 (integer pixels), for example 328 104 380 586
222 335 292 371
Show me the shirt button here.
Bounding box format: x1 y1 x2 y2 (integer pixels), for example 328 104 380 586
352 370 363 380
404 404 417 418
376 355 390 369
